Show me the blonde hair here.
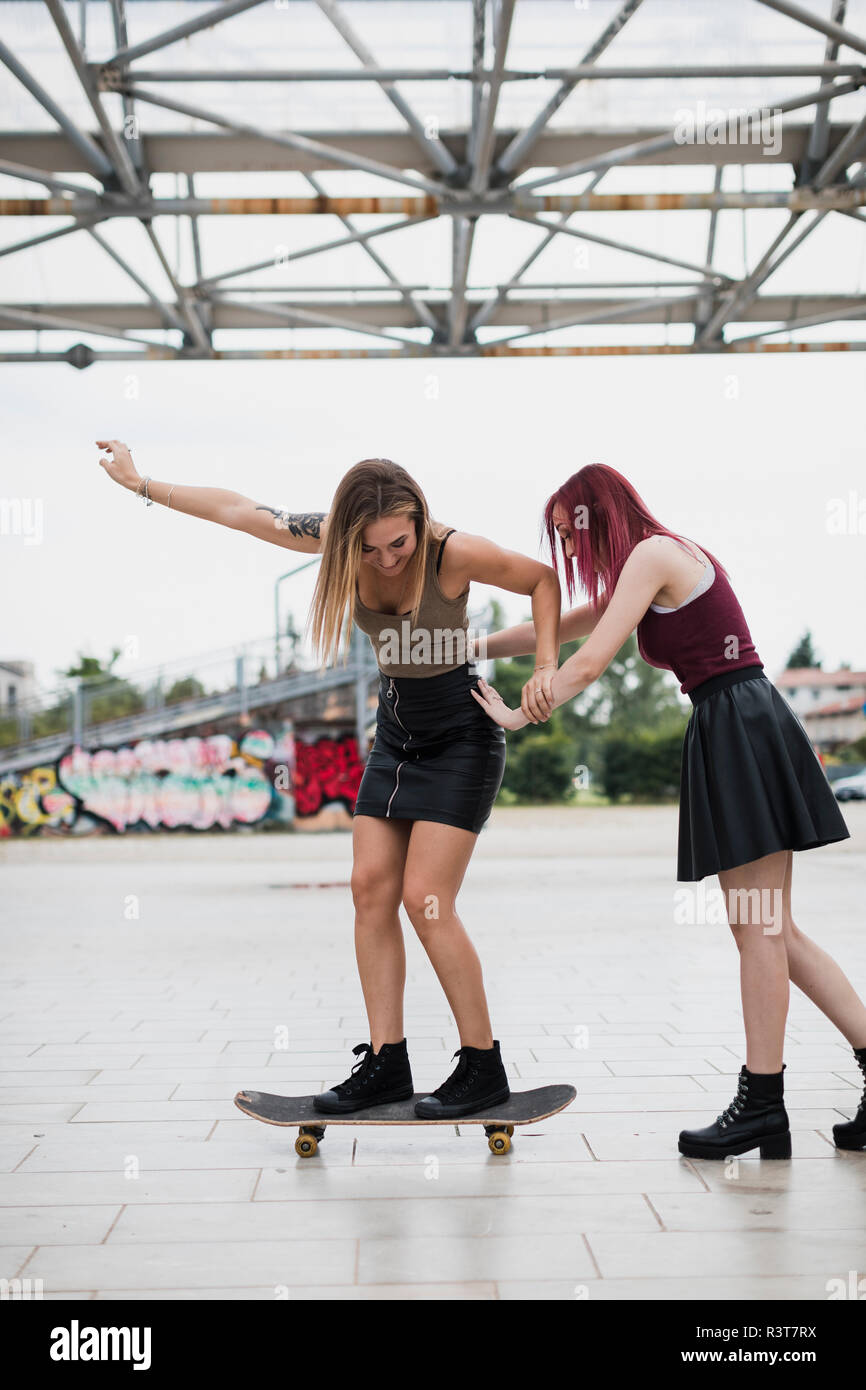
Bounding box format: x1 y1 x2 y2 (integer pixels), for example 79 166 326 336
307 458 451 668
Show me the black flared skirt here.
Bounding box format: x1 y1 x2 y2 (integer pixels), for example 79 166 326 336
678 666 850 880
353 662 507 833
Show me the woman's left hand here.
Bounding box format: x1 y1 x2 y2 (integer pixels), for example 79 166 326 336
470 677 529 731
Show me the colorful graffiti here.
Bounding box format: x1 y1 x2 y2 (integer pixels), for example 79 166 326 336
57 733 276 832
0 765 77 837
293 733 364 817
0 726 364 836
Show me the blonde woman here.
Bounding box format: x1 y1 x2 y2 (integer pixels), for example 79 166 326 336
96 444 560 1117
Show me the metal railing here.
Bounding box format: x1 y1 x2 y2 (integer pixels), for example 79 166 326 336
0 625 378 774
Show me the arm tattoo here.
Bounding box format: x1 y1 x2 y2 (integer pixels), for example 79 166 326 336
256 507 325 538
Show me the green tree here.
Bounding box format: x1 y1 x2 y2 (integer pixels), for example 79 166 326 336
59 649 145 725
786 631 821 669
164 676 206 705
489 618 686 804
599 725 687 802
506 728 577 802
60 650 121 682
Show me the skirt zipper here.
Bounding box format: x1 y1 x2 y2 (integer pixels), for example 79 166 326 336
386 675 410 817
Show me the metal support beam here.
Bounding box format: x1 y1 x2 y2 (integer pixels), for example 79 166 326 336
728 298 866 340
108 0 148 181
798 0 848 184
521 78 864 190
301 171 438 334
9 190 866 218
140 222 212 352
0 37 114 180
115 85 447 197
104 0 269 67
44 0 142 197
196 215 437 288
450 0 517 346
85 226 189 335
212 295 418 345
470 0 516 192
755 0 866 59
0 212 111 262
693 168 724 335
106 62 866 84
0 161 99 198
313 0 458 179
496 0 646 176
481 292 700 347
509 212 733 283
5 342 866 365
186 174 204 283
0 303 175 346
6 126 856 175
6 294 855 333
697 157 866 343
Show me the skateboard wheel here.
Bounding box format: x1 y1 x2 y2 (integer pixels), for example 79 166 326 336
295 1134 318 1158
488 1131 511 1155
504 1125 514 1137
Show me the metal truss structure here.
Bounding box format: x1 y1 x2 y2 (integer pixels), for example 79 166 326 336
2 0 866 364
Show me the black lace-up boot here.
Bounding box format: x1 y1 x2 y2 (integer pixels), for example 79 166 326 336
313 1038 414 1115
833 1045 866 1151
414 1040 510 1118
677 1064 791 1159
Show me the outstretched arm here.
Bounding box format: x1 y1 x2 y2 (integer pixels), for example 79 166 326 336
482 595 611 658
95 438 326 554
472 540 667 729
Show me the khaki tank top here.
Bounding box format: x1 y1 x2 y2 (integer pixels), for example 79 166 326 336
353 528 471 678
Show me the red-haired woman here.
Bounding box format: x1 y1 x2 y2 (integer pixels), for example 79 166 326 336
96 444 561 1120
472 464 865 1159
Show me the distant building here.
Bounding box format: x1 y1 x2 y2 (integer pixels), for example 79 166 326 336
776 668 866 752
0 661 36 713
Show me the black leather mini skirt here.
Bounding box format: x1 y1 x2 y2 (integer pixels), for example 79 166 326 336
678 666 850 880
353 661 506 833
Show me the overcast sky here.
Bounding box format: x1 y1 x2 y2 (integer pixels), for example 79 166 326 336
2 350 864 695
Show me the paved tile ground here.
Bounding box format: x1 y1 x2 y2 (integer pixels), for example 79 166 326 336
2 804 865 1301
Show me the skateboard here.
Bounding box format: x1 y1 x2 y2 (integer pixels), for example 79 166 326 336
234 1084 576 1156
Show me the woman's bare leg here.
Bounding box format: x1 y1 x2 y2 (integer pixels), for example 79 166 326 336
780 852 866 1048
351 814 413 1051
401 820 493 1049
718 850 790 1073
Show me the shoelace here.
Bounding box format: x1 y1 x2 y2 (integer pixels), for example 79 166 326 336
855 1054 866 1116
433 1047 482 1101
716 1073 749 1129
334 1042 378 1096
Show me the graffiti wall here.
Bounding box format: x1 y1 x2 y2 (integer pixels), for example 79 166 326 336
0 727 365 837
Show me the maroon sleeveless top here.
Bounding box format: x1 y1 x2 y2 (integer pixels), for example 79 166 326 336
636 558 762 695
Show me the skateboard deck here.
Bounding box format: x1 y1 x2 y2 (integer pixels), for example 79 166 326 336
234 1084 576 1155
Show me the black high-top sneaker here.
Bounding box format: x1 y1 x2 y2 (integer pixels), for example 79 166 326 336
414 1040 510 1119
677 1064 791 1159
313 1039 414 1115
833 1045 866 1151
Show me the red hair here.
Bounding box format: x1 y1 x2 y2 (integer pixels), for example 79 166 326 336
542 464 727 610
